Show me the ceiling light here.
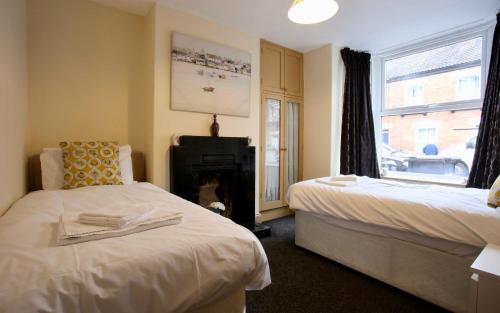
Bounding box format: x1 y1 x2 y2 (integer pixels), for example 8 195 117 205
288 0 339 24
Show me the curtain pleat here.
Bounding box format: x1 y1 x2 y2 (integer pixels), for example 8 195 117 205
340 48 380 178
467 13 500 189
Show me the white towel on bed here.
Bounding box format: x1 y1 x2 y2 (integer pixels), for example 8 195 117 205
78 203 156 228
330 175 357 182
58 204 183 245
316 176 358 187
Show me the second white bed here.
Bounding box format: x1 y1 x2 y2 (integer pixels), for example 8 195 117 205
288 177 500 249
288 176 500 312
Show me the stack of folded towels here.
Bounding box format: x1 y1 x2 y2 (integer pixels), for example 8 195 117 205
315 175 358 187
57 202 183 246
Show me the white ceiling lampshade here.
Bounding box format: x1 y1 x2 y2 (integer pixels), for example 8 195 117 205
288 0 339 24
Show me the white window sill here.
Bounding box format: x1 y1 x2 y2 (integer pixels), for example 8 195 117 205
381 174 467 188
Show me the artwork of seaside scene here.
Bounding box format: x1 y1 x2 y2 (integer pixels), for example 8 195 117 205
171 32 251 117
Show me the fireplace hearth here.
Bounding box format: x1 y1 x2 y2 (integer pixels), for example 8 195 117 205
170 136 270 238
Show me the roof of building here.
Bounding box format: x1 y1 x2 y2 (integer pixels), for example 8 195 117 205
385 37 482 82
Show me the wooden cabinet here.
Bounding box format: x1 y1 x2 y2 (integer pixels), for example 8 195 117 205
260 40 304 213
261 40 303 97
261 42 284 94
284 49 303 97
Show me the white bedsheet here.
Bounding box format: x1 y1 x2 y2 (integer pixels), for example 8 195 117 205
288 177 500 248
0 183 270 313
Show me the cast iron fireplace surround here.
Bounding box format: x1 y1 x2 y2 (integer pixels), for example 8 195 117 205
170 136 269 237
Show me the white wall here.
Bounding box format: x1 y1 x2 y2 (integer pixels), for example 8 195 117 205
0 0 29 215
303 44 343 179
303 44 332 179
27 0 147 154
143 5 156 182
149 4 261 212
330 46 344 176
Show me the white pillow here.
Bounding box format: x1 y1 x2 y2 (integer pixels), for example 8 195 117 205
119 145 134 185
40 148 64 190
40 145 134 190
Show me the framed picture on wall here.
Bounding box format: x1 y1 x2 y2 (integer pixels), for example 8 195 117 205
171 32 251 117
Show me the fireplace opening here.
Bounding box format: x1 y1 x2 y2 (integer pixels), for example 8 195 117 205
197 171 233 219
170 135 271 238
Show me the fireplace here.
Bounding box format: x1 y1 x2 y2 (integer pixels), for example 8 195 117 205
170 136 269 237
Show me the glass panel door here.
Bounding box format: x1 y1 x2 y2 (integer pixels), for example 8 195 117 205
264 97 281 202
284 99 301 196
261 93 285 210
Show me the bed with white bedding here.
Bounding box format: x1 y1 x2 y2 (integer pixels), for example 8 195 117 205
288 177 500 312
0 183 270 313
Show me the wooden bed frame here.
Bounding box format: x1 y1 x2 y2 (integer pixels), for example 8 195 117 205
27 152 146 192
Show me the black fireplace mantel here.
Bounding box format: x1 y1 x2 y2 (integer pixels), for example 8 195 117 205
170 136 256 229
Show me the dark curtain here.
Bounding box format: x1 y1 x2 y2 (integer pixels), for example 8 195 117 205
467 13 500 189
340 48 380 178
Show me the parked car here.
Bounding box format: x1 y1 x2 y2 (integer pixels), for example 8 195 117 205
381 144 409 172
407 156 469 177
381 144 469 177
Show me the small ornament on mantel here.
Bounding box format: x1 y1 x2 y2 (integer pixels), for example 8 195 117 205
210 114 220 137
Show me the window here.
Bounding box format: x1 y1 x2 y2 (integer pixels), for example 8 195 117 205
382 129 390 144
405 84 424 106
416 127 437 154
457 75 481 100
379 34 486 184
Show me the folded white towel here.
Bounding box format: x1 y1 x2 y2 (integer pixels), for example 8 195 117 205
315 177 356 187
57 204 183 245
78 203 157 228
330 175 357 182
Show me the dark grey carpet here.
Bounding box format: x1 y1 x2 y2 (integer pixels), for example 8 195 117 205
246 216 448 313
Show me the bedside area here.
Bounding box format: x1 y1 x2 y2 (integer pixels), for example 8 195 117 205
470 244 500 313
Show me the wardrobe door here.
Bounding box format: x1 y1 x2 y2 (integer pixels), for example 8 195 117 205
261 93 285 211
284 49 303 97
284 97 303 199
261 41 285 94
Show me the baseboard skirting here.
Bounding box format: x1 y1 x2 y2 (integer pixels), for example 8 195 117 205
257 207 294 223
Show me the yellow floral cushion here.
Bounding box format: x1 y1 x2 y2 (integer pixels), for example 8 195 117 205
60 141 123 189
488 174 500 208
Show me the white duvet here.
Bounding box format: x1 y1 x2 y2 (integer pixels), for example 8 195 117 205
0 183 270 313
288 177 500 248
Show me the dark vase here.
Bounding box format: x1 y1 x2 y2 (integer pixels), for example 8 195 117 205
210 114 220 137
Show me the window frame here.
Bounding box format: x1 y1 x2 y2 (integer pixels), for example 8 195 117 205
380 29 489 117
372 21 495 185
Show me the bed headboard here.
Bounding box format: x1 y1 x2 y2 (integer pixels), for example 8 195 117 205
28 152 146 192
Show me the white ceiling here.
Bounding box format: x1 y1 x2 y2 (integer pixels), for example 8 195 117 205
92 0 499 53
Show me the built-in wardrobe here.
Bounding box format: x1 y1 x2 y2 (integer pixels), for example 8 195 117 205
260 39 304 219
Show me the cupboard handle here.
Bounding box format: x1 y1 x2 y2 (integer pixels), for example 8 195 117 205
280 148 287 151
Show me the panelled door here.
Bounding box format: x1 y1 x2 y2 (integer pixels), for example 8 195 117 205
284 50 303 97
261 92 285 211
283 97 303 201
260 93 303 211
261 41 285 94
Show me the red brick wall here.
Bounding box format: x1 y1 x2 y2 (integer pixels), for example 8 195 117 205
385 67 481 109
382 109 481 153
